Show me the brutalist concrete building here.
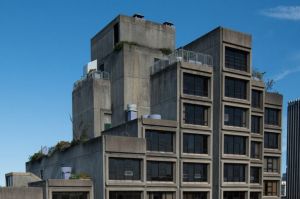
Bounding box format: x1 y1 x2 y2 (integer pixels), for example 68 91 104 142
26 14 283 199
287 99 300 199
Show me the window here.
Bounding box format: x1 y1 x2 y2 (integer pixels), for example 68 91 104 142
264 157 279 173
109 158 141 180
224 135 246 155
224 164 246 182
250 192 260 199
184 103 208 126
98 63 104 72
52 192 88 199
251 141 261 159
251 116 261 134
225 77 247 99
264 181 278 196
146 130 174 152
265 108 280 126
223 192 245 199
113 23 119 46
250 167 260 183
183 133 208 154
225 47 248 71
147 192 175 199
183 163 208 182
252 90 262 108
264 132 279 149
110 191 141 199
147 161 173 182
183 192 207 199
183 73 209 97
224 106 247 127
5 176 12 187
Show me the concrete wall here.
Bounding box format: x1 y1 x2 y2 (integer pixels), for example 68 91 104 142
72 75 111 139
0 187 43 199
26 138 103 199
5 172 41 187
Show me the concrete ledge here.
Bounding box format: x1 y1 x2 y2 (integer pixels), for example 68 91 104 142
0 187 43 199
251 79 265 88
142 118 178 127
105 135 146 153
265 92 283 106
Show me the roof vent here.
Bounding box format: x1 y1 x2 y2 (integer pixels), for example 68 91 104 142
133 13 144 19
163 21 174 26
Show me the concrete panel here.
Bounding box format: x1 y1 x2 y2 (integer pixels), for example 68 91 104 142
105 135 146 153
0 187 43 199
265 92 283 106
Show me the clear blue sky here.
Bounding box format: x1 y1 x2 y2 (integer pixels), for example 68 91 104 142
0 0 299 186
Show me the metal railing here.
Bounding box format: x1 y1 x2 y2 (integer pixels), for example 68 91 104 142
73 70 110 89
151 49 213 75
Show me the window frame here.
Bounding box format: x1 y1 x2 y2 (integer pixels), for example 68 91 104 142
225 76 248 100
108 157 142 181
183 72 209 97
145 130 174 153
223 163 247 182
225 46 249 72
250 167 261 184
224 105 248 128
182 162 208 182
264 108 280 126
183 103 209 126
252 90 262 109
183 133 208 154
264 157 279 173
264 181 278 196
224 134 247 155
264 132 279 149
146 161 174 182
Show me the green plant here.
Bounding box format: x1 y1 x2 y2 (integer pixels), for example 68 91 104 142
70 172 91 179
252 68 275 91
29 151 44 162
55 141 71 152
160 48 172 55
113 41 139 51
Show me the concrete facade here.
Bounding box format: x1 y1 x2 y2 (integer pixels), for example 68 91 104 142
5 172 41 187
26 15 282 199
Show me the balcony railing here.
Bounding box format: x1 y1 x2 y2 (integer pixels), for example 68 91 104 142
73 70 110 89
151 49 213 75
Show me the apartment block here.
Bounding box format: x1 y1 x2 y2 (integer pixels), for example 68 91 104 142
26 14 282 199
287 99 300 199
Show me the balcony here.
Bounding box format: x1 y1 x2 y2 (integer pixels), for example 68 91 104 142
151 49 213 75
73 70 110 89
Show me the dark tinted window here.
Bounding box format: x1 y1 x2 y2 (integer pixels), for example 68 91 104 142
264 181 278 196
224 192 245 199
265 108 280 125
250 192 260 199
251 141 261 159
147 192 175 199
183 73 209 97
251 116 261 134
225 47 248 71
183 163 208 182
113 23 119 46
110 191 141 199
264 157 279 173
225 77 247 99
184 103 208 126
109 158 141 180
224 106 247 127
147 161 173 181
183 192 207 199
224 164 246 182
52 192 88 199
264 132 279 149
252 90 262 108
183 133 208 154
146 130 173 152
224 135 246 155
250 167 260 183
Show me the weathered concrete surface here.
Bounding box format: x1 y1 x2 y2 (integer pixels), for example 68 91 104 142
5 172 41 187
0 187 43 199
105 135 146 153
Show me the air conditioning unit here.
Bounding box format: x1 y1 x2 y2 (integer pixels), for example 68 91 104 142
83 60 97 76
124 170 133 176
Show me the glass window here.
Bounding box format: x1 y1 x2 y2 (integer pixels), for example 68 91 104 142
113 23 119 46
52 192 88 199
223 191 245 199
224 135 246 155
264 181 278 196
225 47 248 71
109 158 141 180
265 108 280 126
183 73 209 97
147 161 173 182
264 157 279 173
146 130 174 152
251 141 261 159
252 90 262 108
264 132 279 149
224 164 246 182
224 106 247 127
110 191 141 199
147 192 175 199
183 133 208 154
251 116 261 134
250 192 260 199
183 163 208 182
183 192 207 199
225 77 247 99
250 167 260 183
184 103 208 126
